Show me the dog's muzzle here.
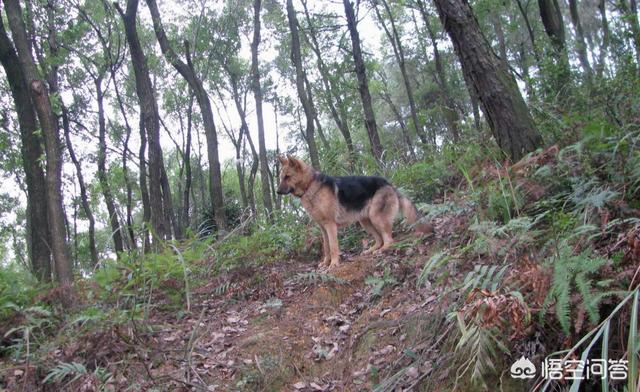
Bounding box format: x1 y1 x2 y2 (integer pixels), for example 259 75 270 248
276 186 292 195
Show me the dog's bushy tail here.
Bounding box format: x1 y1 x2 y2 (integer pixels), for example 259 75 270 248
398 193 433 234
398 194 419 225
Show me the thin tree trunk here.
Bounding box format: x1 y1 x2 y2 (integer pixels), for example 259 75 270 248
303 71 330 152
619 0 640 68
139 116 151 251
251 0 273 218
567 0 593 82
115 0 170 244
5 0 73 294
108 63 137 250
0 16 52 281
61 105 98 266
433 0 543 161
376 0 428 144
146 0 227 232
300 0 356 166
343 0 383 161
516 0 542 64
287 0 320 170
182 93 194 232
596 0 610 78
538 0 571 89
378 72 416 161
96 77 125 254
416 0 461 142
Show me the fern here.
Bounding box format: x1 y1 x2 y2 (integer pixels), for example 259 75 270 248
460 264 509 295
417 250 451 287
543 243 609 334
43 361 88 385
365 267 396 300
453 312 509 390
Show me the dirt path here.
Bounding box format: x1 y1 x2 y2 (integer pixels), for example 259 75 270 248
142 242 443 392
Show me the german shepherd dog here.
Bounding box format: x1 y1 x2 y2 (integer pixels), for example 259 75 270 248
277 155 420 270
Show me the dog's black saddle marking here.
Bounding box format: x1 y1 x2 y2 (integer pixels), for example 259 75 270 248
316 173 389 211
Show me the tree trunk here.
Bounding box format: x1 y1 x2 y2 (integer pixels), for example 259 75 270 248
96 77 125 254
116 0 170 244
5 0 73 293
538 0 571 88
300 0 356 166
516 0 542 64
0 15 52 281
146 0 227 232
287 0 320 170
619 0 640 68
433 0 543 161
109 64 137 250
343 0 383 162
416 0 461 142
61 106 98 266
251 0 274 218
182 93 194 232
596 0 610 78
139 116 152 251
378 72 416 161
567 0 593 81
376 0 428 144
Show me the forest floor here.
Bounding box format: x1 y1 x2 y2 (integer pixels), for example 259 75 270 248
2 227 469 392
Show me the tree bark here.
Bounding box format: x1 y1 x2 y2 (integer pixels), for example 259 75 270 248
343 0 383 162
538 0 571 88
5 0 73 292
251 0 274 218
61 105 98 266
115 0 170 244
433 0 543 161
138 116 151 251
286 0 320 170
145 0 227 232
96 77 125 254
182 93 194 232
0 15 52 281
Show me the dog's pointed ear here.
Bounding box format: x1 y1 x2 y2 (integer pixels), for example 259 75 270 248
287 155 301 169
278 155 288 166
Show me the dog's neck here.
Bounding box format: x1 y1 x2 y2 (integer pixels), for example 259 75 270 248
294 170 320 198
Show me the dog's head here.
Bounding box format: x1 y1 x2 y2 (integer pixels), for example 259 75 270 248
277 155 313 197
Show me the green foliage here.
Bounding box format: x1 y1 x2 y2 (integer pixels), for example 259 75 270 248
543 243 610 335
452 312 509 390
43 361 112 390
215 213 305 270
365 267 397 300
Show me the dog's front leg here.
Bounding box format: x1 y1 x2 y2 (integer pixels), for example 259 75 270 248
324 222 341 269
319 225 331 268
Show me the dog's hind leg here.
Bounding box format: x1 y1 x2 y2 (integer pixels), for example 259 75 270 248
370 191 399 254
360 218 382 254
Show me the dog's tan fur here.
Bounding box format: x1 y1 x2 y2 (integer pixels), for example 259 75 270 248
277 155 419 269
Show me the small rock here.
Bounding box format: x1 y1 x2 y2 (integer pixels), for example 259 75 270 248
293 381 307 389
405 366 419 380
